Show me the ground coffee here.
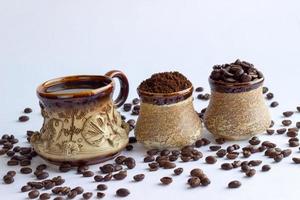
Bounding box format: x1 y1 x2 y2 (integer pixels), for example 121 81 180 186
138 72 192 93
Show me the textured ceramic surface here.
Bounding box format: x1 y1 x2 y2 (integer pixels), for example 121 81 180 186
135 96 202 149
31 70 129 166
204 82 271 140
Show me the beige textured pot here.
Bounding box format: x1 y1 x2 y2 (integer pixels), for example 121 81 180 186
135 87 202 149
31 70 130 166
204 77 271 140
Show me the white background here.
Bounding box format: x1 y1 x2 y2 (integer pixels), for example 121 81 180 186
1 0 300 199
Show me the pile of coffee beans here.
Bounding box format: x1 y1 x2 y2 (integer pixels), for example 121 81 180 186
138 72 192 93
210 59 263 83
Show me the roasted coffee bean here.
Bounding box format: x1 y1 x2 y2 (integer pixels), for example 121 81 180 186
59 163 72 172
160 149 170 156
195 139 204 147
19 115 29 122
53 197 63 200
20 159 31 167
188 177 201 188
21 185 32 192
221 163 233 170
97 192 105 198
277 128 287 134
226 153 239 160
296 122 300 128
123 103 132 112
266 93 274 100
282 120 292 126
249 160 262 167
292 157 300 164
124 157 136 169
205 156 217 164
160 177 172 185
28 190 40 199
241 165 250 173
243 150 251 158
226 146 235 153
97 184 108 191
113 171 127 180
270 101 279 108
190 168 204 177
3 175 14 184
282 149 292 157
103 173 112 182
7 170 16 177
82 192 93 199
287 131 298 137
173 167 183 176
36 164 47 171
195 87 204 92
129 136 137 144
83 171 94 177
116 188 130 197
228 180 241 189
24 107 33 113
7 159 19 166
289 137 299 142
169 155 179 162
133 174 145 182
73 186 84 195
269 120 274 128
44 181 55 190
289 141 299 147
283 111 294 117
274 154 284 162
6 150 15 157
37 171 49 180
126 144 133 151
100 164 114 174
115 155 127 165
246 169 256 177
263 87 268 94
181 156 191 162
162 161 176 169
94 175 103 182
147 149 159 156
266 129 275 135
209 145 222 151
144 155 155 163
67 190 77 199
77 165 88 174
40 193 51 200
201 177 211 186
132 98 140 105
232 160 242 168
262 141 277 148
20 167 32 174
201 138 211 145
262 165 271 172
197 93 210 100
216 149 227 158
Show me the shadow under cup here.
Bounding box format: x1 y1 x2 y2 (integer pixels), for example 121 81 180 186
32 71 130 166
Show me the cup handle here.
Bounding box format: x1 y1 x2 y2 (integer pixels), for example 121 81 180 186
105 70 129 108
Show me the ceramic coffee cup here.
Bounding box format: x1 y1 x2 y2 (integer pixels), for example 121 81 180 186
204 76 271 140
135 86 202 149
31 70 130 166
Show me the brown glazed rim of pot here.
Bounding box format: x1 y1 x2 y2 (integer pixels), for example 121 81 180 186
209 76 264 93
37 75 114 100
137 86 193 105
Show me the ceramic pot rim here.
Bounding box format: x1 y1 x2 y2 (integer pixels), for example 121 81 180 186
137 86 193 105
209 77 264 93
37 75 114 100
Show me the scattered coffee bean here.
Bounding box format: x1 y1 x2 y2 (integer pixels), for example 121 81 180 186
126 144 133 151
195 87 204 92
174 167 183 175
94 175 103 182
133 174 145 182
270 101 279 107
266 129 275 135
209 145 222 151
201 177 211 186
221 163 233 170
36 171 49 180
205 156 217 164
113 171 127 180
216 149 227 158
21 185 32 192
7 170 16 177
277 128 287 134
246 169 256 177
82 192 93 199
97 192 105 198
20 167 32 174
226 153 239 160
262 165 271 172
292 157 300 164
19 115 29 122
282 120 292 126
116 188 130 197
97 184 108 191
228 180 241 189
123 103 132 112
249 160 262 167
160 177 173 185
287 131 298 137
266 93 274 100
3 175 14 184
188 177 201 188
59 163 72 172
124 157 136 169
39 193 51 200
283 111 294 117
132 98 140 105
83 171 94 177
197 93 210 100
28 190 40 199
263 87 268 94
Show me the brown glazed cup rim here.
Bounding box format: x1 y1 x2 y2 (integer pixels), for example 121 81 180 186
137 86 194 98
209 77 264 87
37 75 114 100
